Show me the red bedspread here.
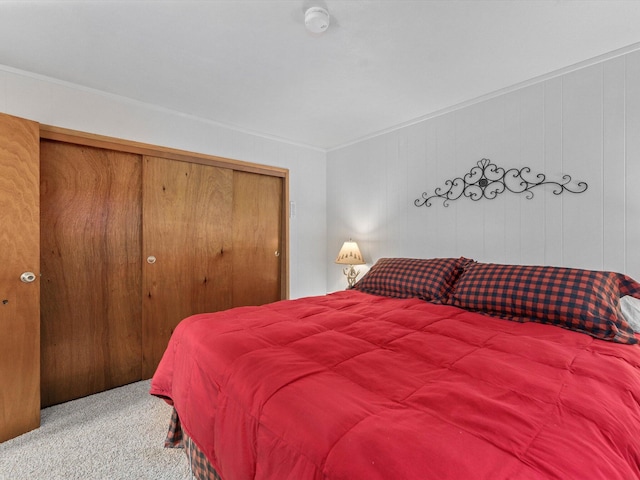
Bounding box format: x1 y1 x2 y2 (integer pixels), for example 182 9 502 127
150 290 640 479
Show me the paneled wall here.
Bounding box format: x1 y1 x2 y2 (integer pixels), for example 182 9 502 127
327 50 640 292
0 66 327 299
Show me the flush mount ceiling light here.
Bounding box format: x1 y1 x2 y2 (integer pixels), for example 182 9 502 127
305 6 330 34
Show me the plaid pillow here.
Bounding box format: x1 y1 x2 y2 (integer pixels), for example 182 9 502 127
353 257 471 303
448 262 640 344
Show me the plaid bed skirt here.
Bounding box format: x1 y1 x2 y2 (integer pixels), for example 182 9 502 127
165 407 222 480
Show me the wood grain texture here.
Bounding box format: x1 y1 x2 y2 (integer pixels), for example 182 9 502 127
232 171 282 307
0 112 40 442
40 124 290 296
40 124 288 178
0 117 290 414
40 140 142 407
141 156 234 378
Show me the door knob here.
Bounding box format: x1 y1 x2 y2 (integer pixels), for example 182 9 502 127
20 272 37 283
147 256 157 264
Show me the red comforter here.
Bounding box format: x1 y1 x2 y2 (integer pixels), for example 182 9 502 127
150 290 640 479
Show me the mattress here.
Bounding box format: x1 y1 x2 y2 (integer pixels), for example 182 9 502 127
151 286 640 479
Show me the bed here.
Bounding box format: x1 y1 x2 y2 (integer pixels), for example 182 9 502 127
150 257 640 479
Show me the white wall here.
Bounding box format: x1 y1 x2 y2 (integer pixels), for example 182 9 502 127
327 49 640 292
0 66 327 299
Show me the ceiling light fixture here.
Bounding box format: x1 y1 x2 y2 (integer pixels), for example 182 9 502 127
305 6 330 34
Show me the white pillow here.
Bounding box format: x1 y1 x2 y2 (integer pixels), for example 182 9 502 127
619 296 640 333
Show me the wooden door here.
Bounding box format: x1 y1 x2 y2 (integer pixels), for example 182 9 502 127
40 141 142 407
232 171 283 306
142 156 233 378
0 113 40 442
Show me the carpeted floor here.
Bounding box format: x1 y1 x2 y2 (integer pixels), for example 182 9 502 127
0 380 191 480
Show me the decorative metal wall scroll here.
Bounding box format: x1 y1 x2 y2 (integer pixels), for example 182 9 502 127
414 158 588 208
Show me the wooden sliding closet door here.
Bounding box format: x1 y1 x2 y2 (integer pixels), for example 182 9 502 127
0 113 40 442
40 141 142 407
232 171 283 306
142 156 234 378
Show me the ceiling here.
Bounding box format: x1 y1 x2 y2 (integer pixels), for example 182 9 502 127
1 1 640 150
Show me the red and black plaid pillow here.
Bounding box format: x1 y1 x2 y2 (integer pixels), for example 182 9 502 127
353 257 471 303
448 262 640 344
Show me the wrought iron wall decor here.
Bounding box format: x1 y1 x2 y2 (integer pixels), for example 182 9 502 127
414 158 588 208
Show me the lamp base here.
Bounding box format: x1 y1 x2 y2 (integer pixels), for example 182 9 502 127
343 265 360 289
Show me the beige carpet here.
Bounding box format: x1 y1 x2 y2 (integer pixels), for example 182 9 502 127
0 380 191 480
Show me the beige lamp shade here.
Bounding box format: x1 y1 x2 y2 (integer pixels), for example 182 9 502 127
335 240 365 265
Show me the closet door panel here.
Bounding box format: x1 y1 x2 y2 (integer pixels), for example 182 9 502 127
40 141 142 407
232 171 283 307
142 156 233 378
0 113 40 442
